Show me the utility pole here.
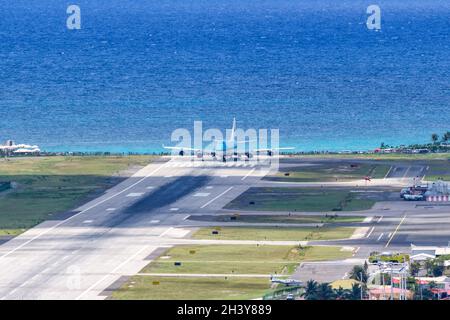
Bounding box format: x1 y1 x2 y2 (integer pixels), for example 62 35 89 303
360 272 364 300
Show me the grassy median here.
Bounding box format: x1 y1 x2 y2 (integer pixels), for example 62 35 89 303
0 156 153 234
111 276 272 300
192 226 355 242
225 187 376 212
266 162 391 182
188 214 365 224
140 245 352 275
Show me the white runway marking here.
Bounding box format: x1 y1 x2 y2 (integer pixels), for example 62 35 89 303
363 217 373 223
205 186 213 190
159 227 174 238
170 208 179 211
150 220 160 224
220 175 228 178
183 215 190 221
384 166 393 179
146 186 154 190
385 214 407 248
193 192 210 197
377 216 383 223
200 187 234 209
241 168 256 181
0 161 167 262
164 175 173 178
377 233 384 241
76 245 150 300
106 208 116 211
126 192 143 197
83 220 93 224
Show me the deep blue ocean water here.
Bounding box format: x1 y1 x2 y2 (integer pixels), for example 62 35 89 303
0 0 449 153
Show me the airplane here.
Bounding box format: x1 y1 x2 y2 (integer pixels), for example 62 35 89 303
163 118 294 162
270 276 302 287
364 176 372 182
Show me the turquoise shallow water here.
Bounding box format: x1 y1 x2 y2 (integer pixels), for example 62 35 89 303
0 0 449 153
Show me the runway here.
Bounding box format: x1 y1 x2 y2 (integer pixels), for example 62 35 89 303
0 157 271 300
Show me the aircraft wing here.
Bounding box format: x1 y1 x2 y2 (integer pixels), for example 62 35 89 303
252 147 295 152
162 144 202 152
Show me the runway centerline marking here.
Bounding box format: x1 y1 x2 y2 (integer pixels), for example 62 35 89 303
193 192 210 197
241 168 256 181
200 187 234 209
385 214 407 248
126 192 143 197
0 162 167 262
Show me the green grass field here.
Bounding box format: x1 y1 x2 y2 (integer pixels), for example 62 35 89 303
192 226 355 241
267 162 391 182
0 156 152 233
188 214 365 224
225 187 376 212
111 276 273 300
141 245 351 275
425 161 450 181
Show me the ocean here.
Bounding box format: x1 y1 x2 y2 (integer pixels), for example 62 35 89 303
0 0 449 153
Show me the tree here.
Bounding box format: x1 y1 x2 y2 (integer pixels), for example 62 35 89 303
334 286 349 300
316 282 335 300
349 265 368 283
431 133 439 144
302 280 319 300
442 131 450 142
348 283 363 300
410 262 421 277
432 264 444 277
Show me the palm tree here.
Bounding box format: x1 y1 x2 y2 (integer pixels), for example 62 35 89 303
302 280 319 300
316 282 335 300
348 283 362 300
431 133 439 144
334 286 349 300
349 265 368 283
442 131 450 142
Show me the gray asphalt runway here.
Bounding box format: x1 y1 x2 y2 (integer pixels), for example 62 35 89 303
0 158 270 299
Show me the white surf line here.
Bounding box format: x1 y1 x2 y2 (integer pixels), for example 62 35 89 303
385 214 407 248
241 168 256 181
383 166 393 180
0 162 168 262
366 226 375 238
76 245 150 300
377 233 384 242
200 187 234 209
